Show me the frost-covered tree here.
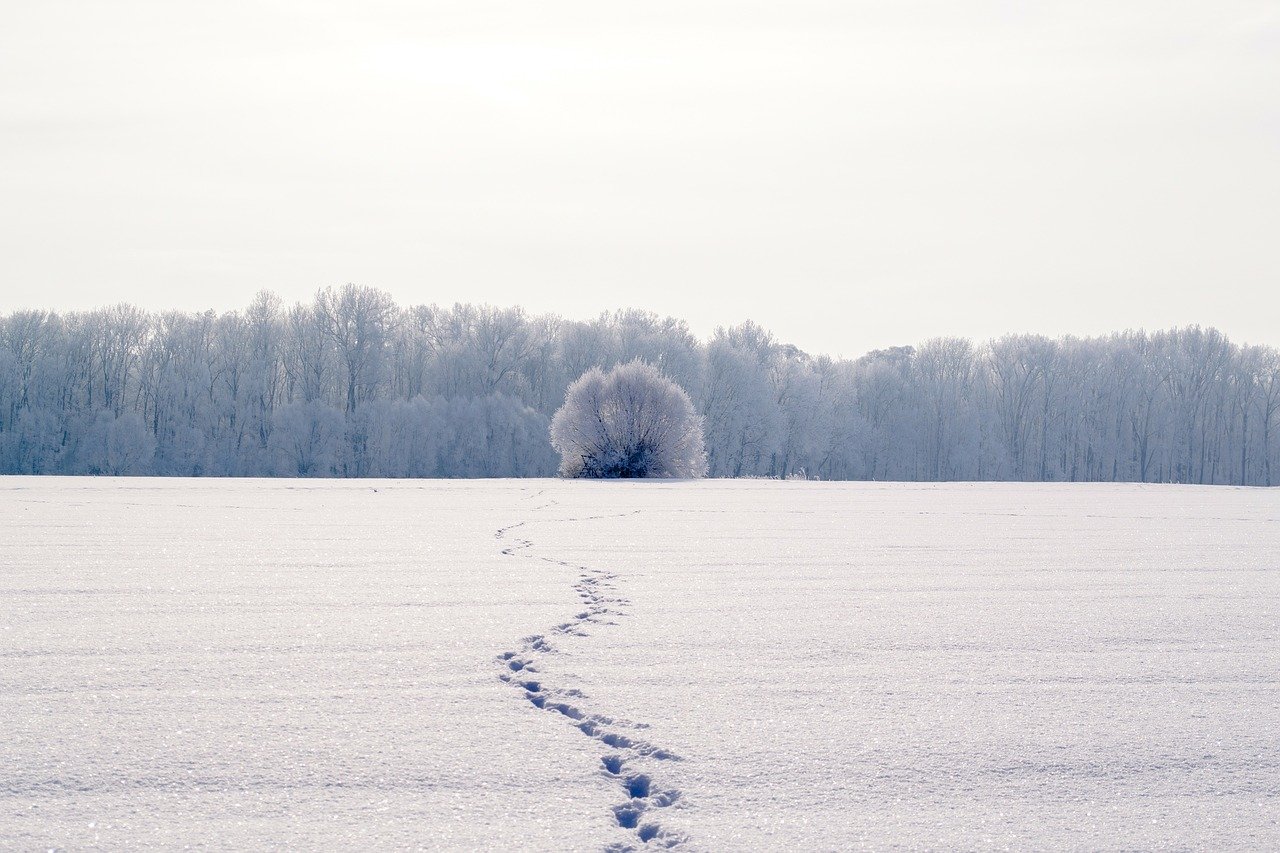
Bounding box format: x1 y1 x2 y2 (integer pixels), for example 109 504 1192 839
2 291 1278 484
316 284 397 414
702 325 782 477
269 400 344 476
78 410 156 475
550 361 706 478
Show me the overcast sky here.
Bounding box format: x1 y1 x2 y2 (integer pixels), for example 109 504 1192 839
2 1 1277 357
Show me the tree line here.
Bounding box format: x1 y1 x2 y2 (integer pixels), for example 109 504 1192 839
1 285 1277 484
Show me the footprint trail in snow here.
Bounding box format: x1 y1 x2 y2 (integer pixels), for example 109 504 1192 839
496 502 686 850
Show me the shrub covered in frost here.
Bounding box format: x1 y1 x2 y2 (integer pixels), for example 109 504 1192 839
550 361 707 479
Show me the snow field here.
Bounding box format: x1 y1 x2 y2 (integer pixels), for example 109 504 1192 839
1 480 615 849
2 478 1278 850
514 481 1280 849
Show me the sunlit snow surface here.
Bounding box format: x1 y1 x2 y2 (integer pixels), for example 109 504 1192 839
2 478 1278 850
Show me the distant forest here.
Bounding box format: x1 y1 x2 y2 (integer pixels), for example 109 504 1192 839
2 285 1278 484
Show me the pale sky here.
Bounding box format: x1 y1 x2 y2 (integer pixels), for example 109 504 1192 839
2 0 1277 357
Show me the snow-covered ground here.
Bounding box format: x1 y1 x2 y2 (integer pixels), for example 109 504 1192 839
2 478 1277 850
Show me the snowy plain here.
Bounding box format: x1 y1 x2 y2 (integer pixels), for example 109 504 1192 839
1 478 1278 850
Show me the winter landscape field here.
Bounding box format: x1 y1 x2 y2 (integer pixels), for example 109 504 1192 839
2 477 1277 850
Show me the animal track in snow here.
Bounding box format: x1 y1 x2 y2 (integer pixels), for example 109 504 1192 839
494 507 686 849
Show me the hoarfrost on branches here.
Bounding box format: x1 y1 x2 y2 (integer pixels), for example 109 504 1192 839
550 361 707 479
3 291 1279 484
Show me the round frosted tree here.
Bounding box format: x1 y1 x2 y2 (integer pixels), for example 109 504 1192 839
550 361 707 478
